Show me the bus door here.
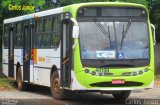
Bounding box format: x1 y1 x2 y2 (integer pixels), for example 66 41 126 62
8 26 15 77
60 18 73 88
23 23 32 82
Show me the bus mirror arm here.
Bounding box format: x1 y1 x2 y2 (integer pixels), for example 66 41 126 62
70 18 79 49
71 18 78 26
72 39 78 49
151 24 156 46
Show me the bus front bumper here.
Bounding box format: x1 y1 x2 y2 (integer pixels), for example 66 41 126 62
71 69 154 91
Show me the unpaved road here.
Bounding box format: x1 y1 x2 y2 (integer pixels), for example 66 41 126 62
0 84 159 105
0 86 160 99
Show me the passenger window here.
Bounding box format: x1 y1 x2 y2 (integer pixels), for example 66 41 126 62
15 23 23 48
4 26 9 48
52 15 61 47
34 14 62 48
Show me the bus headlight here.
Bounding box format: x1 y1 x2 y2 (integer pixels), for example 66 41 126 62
144 68 149 72
139 70 143 74
84 69 90 73
133 72 137 76
132 68 149 76
91 71 96 75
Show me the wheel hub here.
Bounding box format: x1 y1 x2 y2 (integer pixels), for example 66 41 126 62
53 78 61 94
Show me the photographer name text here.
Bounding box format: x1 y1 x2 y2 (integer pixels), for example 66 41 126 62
8 5 35 11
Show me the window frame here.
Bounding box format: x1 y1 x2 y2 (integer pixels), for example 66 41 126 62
34 14 63 49
15 22 23 49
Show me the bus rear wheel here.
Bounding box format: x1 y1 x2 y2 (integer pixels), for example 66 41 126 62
17 66 27 91
51 71 69 99
112 90 131 101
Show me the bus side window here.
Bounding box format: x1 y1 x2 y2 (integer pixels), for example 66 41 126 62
43 17 52 47
34 17 54 48
15 23 23 48
52 15 61 48
35 18 43 48
34 15 61 48
34 20 37 48
4 26 9 49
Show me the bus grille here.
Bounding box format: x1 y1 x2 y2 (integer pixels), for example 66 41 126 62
90 81 143 87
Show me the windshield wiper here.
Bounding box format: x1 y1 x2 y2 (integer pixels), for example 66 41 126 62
120 19 132 50
93 19 111 48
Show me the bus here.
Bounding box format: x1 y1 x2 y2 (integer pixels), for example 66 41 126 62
2 2 155 100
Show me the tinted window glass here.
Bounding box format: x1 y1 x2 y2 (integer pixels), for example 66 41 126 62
102 8 142 17
34 14 61 48
84 8 97 16
4 26 8 48
15 23 23 48
52 15 61 47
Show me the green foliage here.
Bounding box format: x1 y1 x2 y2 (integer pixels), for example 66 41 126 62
149 0 160 42
42 0 56 10
0 73 16 90
117 0 148 7
71 0 148 6
155 74 160 80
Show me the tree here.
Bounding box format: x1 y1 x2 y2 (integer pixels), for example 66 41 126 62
70 0 148 6
149 0 160 42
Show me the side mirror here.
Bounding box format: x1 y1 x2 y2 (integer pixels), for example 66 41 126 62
71 18 79 39
151 24 156 45
72 26 79 39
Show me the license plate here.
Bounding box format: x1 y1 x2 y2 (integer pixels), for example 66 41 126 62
112 79 125 84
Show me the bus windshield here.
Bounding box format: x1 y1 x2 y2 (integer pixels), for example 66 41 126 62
79 20 149 60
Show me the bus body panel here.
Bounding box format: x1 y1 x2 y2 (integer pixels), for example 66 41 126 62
34 48 60 68
32 48 60 86
72 68 154 89
3 49 9 76
33 67 51 86
71 71 154 90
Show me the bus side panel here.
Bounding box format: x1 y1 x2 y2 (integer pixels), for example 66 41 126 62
33 68 51 86
33 48 60 87
14 49 23 79
3 49 9 76
71 71 86 90
30 63 34 83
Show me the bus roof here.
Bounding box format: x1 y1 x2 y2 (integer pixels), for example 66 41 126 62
4 2 147 24
4 7 63 24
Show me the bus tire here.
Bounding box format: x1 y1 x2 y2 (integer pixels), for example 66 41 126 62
50 71 69 99
17 66 27 91
112 90 131 101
